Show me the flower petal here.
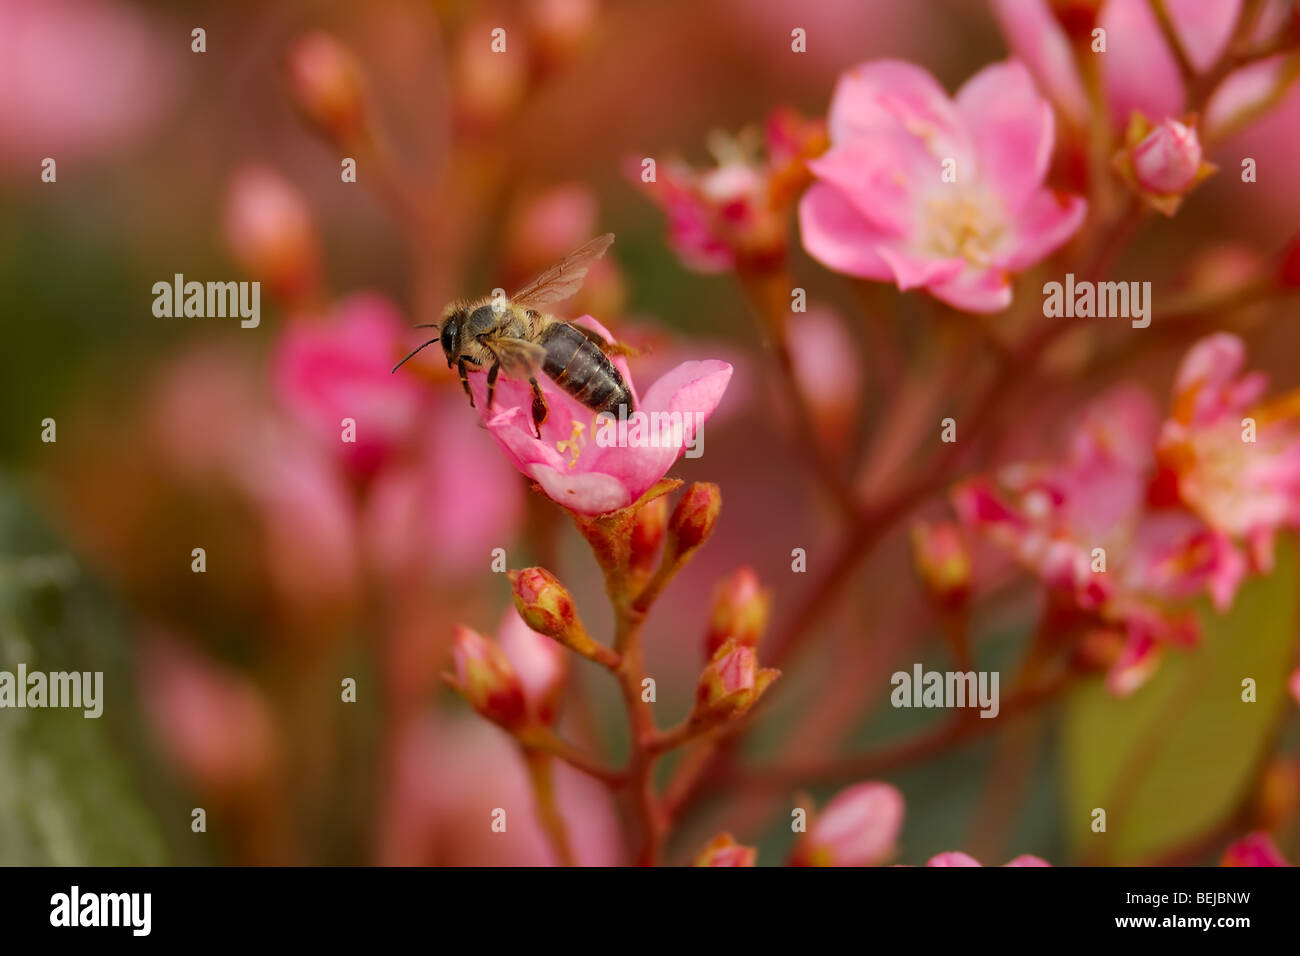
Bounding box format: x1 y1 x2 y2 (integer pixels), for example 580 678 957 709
828 59 970 162
955 59 1056 214
1100 0 1186 126
925 265 1014 314
798 182 895 279
997 190 1087 272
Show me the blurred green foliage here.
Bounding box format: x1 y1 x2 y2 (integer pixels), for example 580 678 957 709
0 474 174 864
1064 537 1299 864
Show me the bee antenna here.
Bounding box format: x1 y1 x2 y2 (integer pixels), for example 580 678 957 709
392 337 440 374
411 323 439 329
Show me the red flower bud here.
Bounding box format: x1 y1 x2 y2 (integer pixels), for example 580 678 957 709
694 832 757 867
628 493 669 577
704 567 771 657
910 520 972 608
448 626 526 728
508 567 616 667
222 164 321 305
666 482 721 563
285 32 366 144
693 638 778 726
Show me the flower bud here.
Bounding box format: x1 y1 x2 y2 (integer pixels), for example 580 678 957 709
790 782 904 867
508 567 613 666
666 482 721 565
498 611 567 725
628 493 669 578
222 164 321 304
910 520 972 608
703 567 771 657
1113 113 1214 215
1132 119 1202 194
448 626 527 728
692 638 779 726
285 31 366 144
693 832 757 867
526 0 598 70
1221 831 1290 867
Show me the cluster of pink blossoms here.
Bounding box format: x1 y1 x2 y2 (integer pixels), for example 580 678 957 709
954 334 1300 695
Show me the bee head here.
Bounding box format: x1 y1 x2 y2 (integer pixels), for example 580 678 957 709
439 307 466 367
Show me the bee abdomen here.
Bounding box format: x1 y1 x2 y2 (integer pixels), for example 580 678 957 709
539 323 634 415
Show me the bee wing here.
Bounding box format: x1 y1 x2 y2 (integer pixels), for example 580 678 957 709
483 334 547 379
510 233 614 309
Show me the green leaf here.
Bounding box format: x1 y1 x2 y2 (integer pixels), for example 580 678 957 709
1062 536 1299 864
0 475 169 864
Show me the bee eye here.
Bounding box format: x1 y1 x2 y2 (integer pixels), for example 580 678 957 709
440 319 458 358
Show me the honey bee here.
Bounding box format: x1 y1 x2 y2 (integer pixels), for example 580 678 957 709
393 233 635 438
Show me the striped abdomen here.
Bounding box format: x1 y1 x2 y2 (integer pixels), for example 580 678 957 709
539 323 634 415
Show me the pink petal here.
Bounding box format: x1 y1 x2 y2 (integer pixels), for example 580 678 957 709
989 0 1090 126
925 265 1014 314
798 182 895 280
1100 0 1186 126
876 245 966 291
806 134 935 235
927 851 983 866
1004 854 1052 866
527 463 633 515
955 59 1056 214
828 59 970 163
997 191 1087 272
1167 0 1243 73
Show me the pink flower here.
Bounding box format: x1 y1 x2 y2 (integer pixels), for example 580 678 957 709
632 108 826 273
465 316 732 515
0 0 180 173
790 782 905 867
955 385 1248 693
497 609 568 726
273 294 425 477
139 635 277 796
1291 667 1300 706
799 59 1086 313
1157 333 1300 564
378 715 620 865
1221 831 1291 866
361 393 524 581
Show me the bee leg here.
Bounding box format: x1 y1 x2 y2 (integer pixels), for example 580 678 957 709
485 361 501 410
457 358 475 408
528 377 549 439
